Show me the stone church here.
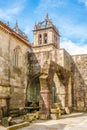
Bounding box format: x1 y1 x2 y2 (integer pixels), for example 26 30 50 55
0 15 87 119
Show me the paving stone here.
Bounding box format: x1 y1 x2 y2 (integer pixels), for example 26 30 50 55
16 113 87 130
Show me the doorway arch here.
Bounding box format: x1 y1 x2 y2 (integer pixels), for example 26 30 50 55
26 76 40 107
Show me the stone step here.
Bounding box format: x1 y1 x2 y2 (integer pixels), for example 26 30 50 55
6 122 29 130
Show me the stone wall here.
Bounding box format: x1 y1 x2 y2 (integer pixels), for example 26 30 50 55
9 36 29 108
72 54 87 111
1 18 87 120
0 27 10 110
0 23 30 114
29 46 72 111
30 45 87 112
32 46 72 72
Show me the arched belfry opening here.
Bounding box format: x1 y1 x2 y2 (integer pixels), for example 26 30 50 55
38 34 42 44
44 33 48 44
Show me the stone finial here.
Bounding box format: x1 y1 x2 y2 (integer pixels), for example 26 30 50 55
45 13 49 21
15 21 18 33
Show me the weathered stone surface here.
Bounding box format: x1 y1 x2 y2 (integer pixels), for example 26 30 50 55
28 15 87 117
0 21 31 119
72 54 87 111
0 16 87 120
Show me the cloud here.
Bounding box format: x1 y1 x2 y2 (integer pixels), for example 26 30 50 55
0 0 26 21
59 20 87 42
24 25 33 38
23 21 35 43
34 0 66 16
51 13 87 44
78 0 87 6
61 38 87 55
0 7 22 21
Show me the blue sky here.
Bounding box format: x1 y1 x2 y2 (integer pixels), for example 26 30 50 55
0 0 87 55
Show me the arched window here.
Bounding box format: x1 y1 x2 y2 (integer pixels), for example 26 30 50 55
44 33 47 44
13 49 18 67
13 46 22 67
38 34 42 44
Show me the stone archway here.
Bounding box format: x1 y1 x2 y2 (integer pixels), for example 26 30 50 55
39 60 72 119
26 75 40 107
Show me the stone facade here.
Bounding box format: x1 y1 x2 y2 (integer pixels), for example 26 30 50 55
0 15 87 119
72 55 87 111
28 15 87 118
0 21 31 119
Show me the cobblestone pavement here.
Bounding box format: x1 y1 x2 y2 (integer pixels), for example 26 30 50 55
17 113 87 130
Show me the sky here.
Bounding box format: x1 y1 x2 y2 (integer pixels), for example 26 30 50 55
0 0 87 55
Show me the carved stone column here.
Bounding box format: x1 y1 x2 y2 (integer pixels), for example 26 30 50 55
39 75 51 119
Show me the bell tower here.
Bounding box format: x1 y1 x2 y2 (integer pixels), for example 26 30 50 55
33 14 60 49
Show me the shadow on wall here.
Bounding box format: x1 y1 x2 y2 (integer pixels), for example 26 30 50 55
26 48 41 107
26 48 87 114
71 56 87 111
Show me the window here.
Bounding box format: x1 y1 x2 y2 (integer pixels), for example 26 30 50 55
38 34 42 44
44 33 47 44
13 49 18 67
13 46 22 67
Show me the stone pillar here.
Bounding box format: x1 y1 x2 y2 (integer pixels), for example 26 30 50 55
39 75 51 119
40 90 51 119
65 76 72 106
65 76 72 114
68 76 72 108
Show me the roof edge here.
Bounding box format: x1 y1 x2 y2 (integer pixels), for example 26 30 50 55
0 21 32 48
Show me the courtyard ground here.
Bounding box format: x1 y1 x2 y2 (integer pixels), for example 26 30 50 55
1 112 87 130
17 112 87 130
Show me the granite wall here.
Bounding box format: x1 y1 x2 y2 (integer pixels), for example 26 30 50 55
0 23 30 119
72 54 87 111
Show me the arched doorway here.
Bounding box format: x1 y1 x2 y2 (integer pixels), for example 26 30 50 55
26 76 40 108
